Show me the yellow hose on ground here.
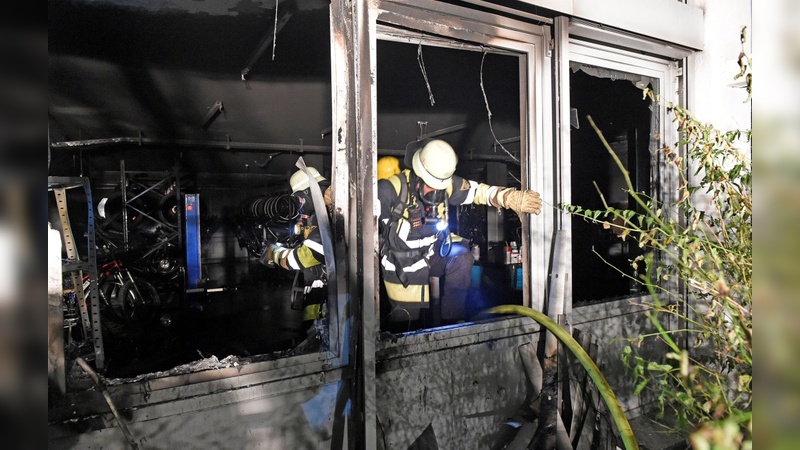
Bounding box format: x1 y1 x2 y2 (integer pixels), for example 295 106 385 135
487 304 639 450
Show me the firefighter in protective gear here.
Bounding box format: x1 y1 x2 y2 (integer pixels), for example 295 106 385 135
377 139 542 324
265 167 332 321
377 156 401 180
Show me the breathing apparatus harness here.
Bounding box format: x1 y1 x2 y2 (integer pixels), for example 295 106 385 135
289 187 327 286
381 171 452 288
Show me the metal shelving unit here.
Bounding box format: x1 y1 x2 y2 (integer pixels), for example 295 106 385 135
48 176 105 370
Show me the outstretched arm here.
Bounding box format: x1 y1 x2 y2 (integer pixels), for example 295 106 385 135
266 223 325 270
448 176 542 215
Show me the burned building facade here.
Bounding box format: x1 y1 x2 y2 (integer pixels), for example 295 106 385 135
47 0 751 448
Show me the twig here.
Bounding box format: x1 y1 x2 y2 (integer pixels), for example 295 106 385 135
587 115 666 230
592 180 610 209
76 358 140 450
272 0 278 60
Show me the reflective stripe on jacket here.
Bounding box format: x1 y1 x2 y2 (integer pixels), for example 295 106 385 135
377 169 505 303
275 215 325 271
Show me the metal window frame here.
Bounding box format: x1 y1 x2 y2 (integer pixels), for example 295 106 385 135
556 19 684 315
369 0 554 323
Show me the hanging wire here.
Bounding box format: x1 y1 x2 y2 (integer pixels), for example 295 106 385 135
271 0 279 60
417 43 436 106
480 49 519 163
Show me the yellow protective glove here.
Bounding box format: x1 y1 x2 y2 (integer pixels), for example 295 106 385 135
503 189 542 215
267 243 289 269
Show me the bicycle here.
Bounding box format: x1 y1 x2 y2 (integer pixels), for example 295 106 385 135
85 258 161 323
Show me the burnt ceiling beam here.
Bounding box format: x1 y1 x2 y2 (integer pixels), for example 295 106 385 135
419 123 468 141
200 101 224 130
240 4 295 80
50 137 330 154
49 137 519 163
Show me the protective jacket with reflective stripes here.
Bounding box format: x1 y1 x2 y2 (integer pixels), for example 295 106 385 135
272 212 326 285
377 169 512 303
283 216 324 268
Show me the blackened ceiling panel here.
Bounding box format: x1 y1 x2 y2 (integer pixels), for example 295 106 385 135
49 0 332 174
376 39 522 172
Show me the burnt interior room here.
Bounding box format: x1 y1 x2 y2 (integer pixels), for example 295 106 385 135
49 0 527 381
569 66 654 304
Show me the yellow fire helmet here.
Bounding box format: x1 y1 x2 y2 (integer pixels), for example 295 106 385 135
377 156 401 180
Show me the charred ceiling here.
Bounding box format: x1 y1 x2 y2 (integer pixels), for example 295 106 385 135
49 0 523 178
48 0 331 75
49 0 333 176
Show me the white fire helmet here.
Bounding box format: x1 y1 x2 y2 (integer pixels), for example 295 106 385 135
411 139 457 189
290 167 327 193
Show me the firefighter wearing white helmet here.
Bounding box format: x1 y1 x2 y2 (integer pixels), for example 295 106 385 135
411 139 458 189
377 139 542 324
290 166 326 193
265 166 332 322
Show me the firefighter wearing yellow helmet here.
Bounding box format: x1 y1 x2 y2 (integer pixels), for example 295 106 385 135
377 139 542 324
377 156 401 180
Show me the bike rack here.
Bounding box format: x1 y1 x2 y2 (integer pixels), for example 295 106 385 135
94 160 183 254
122 160 182 251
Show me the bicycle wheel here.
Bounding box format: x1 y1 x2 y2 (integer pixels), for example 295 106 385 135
119 279 161 322
98 279 126 321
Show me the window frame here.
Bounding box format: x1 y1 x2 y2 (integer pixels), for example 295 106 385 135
368 0 553 338
559 28 684 314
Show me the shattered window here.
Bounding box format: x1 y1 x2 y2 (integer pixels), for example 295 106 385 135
569 64 660 305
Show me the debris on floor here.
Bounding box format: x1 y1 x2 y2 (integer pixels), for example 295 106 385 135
104 354 243 386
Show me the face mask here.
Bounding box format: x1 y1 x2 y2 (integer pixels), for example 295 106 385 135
293 191 309 214
419 186 445 206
